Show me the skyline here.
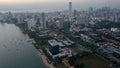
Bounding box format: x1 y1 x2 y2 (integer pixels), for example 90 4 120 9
0 0 120 4
0 0 120 12
0 1 120 68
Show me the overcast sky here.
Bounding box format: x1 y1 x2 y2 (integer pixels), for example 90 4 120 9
0 0 120 12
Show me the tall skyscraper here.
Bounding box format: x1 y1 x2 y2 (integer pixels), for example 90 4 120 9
41 12 46 29
69 2 73 21
69 2 72 15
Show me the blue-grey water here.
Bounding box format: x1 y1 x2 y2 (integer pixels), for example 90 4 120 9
0 23 47 68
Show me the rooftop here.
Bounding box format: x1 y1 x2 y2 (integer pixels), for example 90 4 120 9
48 40 58 46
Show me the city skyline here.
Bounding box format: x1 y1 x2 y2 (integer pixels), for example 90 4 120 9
0 0 119 12
0 0 120 4
0 0 120 68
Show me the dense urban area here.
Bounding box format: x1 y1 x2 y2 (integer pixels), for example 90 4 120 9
0 2 120 68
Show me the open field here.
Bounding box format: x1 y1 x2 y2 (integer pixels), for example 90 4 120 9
76 54 110 68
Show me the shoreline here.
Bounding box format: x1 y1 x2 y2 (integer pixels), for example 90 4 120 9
37 49 55 68
24 34 55 68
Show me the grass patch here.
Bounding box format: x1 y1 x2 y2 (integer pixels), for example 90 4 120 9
71 47 83 53
75 54 109 68
53 62 65 68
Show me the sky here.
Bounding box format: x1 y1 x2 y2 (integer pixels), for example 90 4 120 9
0 0 120 12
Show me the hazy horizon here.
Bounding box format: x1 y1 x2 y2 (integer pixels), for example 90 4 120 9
0 0 120 12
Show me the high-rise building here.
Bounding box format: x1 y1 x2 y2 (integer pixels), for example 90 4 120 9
63 20 70 33
69 2 72 15
73 9 77 16
40 12 46 29
59 17 64 29
69 2 73 21
27 19 36 30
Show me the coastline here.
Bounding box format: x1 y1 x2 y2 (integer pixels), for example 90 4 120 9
24 34 55 68
37 49 55 68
